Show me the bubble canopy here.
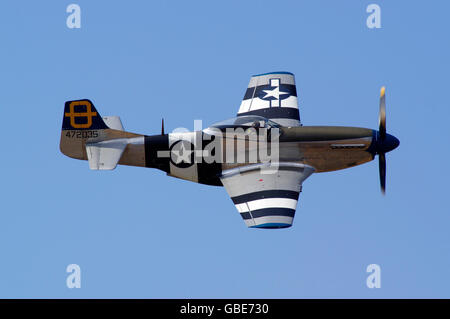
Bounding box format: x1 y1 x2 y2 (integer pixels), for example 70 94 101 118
208 115 281 130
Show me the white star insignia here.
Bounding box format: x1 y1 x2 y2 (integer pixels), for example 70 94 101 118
171 141 193 164
262 86 288 100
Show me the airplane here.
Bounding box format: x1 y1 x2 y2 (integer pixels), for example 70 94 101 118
60 71 399 229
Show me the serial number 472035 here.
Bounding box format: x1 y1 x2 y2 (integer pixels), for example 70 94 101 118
65 130 99 139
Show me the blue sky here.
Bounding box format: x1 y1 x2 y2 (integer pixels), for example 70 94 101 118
0 0 449 298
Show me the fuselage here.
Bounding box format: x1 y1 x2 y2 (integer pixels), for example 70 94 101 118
61 119 399 187
134 125 399 186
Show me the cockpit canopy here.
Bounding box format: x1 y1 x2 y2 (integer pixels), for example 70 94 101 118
208 115 281 130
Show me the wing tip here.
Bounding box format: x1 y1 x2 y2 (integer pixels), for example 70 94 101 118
250 223 292 229
252 71 294 77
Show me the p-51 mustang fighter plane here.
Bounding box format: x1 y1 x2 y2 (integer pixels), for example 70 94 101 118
60 72 399 229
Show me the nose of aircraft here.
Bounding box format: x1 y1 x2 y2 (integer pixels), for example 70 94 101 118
377 132 400 153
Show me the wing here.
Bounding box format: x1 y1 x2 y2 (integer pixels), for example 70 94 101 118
237 72 301 127
220 163 315 228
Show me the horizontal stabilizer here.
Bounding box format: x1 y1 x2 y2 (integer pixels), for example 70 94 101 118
102 116 124 131
86 139 128 170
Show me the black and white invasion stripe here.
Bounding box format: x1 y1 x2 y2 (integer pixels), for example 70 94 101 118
231 190 300 228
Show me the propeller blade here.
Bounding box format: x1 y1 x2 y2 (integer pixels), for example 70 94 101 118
379 152 386 195
379 86 386 140
161 118 165 135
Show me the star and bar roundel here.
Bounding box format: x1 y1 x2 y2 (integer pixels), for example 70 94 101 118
237 72 301 127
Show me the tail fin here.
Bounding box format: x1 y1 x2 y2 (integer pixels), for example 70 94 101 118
62 99 108 131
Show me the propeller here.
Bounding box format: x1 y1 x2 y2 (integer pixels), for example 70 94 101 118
161 118 165 135
379 152 386 194
379 86 386 140
378 86 387 194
